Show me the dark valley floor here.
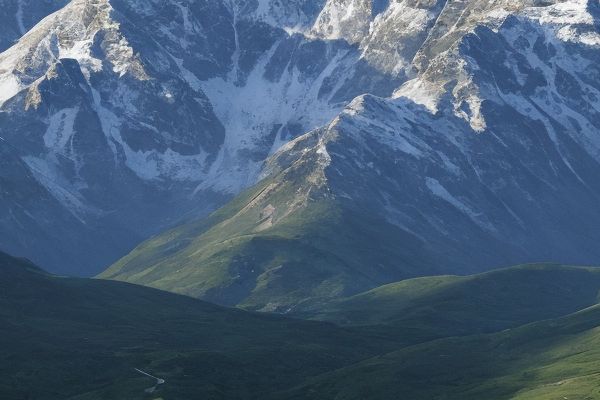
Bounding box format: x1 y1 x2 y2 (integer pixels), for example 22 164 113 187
3 251 600 399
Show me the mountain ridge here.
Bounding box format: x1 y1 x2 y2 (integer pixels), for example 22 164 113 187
101 0 600 309
0 0 443 275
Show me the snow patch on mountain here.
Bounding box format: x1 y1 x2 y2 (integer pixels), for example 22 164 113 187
43 107 78 150
21 155 89 218
425 177 491 230
393 79 439 112
359 0 444 75
341 96 426 157
224 0 325 33
0 74 21 107
0 0 147 94
15 0 26 34
199 39 351 192
527 0 596 25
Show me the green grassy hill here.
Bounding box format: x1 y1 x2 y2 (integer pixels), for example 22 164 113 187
5 252 600 399
0 251 398 400
301 264 600 342
100 173 438 311
281 304 600 400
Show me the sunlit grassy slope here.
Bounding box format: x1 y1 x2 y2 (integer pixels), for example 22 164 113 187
101 177 437 311
302 264 600 340
282 304 600 400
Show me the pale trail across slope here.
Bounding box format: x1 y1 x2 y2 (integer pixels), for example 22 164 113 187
134 368 165 394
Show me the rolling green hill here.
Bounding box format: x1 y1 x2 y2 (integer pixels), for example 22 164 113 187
301 264 600 342
4 252 600 399
0 251 398 400
281 303 600 400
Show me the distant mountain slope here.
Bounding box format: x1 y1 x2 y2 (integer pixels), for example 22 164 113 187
103 1 600 310
99 175 440 311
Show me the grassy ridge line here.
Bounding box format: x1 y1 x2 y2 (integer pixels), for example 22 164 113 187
100 171 437 310
304 264 600 333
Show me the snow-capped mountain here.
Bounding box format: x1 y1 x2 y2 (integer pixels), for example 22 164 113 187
2 0 600 281
102 0 600 310
320 0 600 267
0 0 425 274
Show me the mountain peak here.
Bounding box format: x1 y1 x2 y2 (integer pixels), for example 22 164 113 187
3 0 600 281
